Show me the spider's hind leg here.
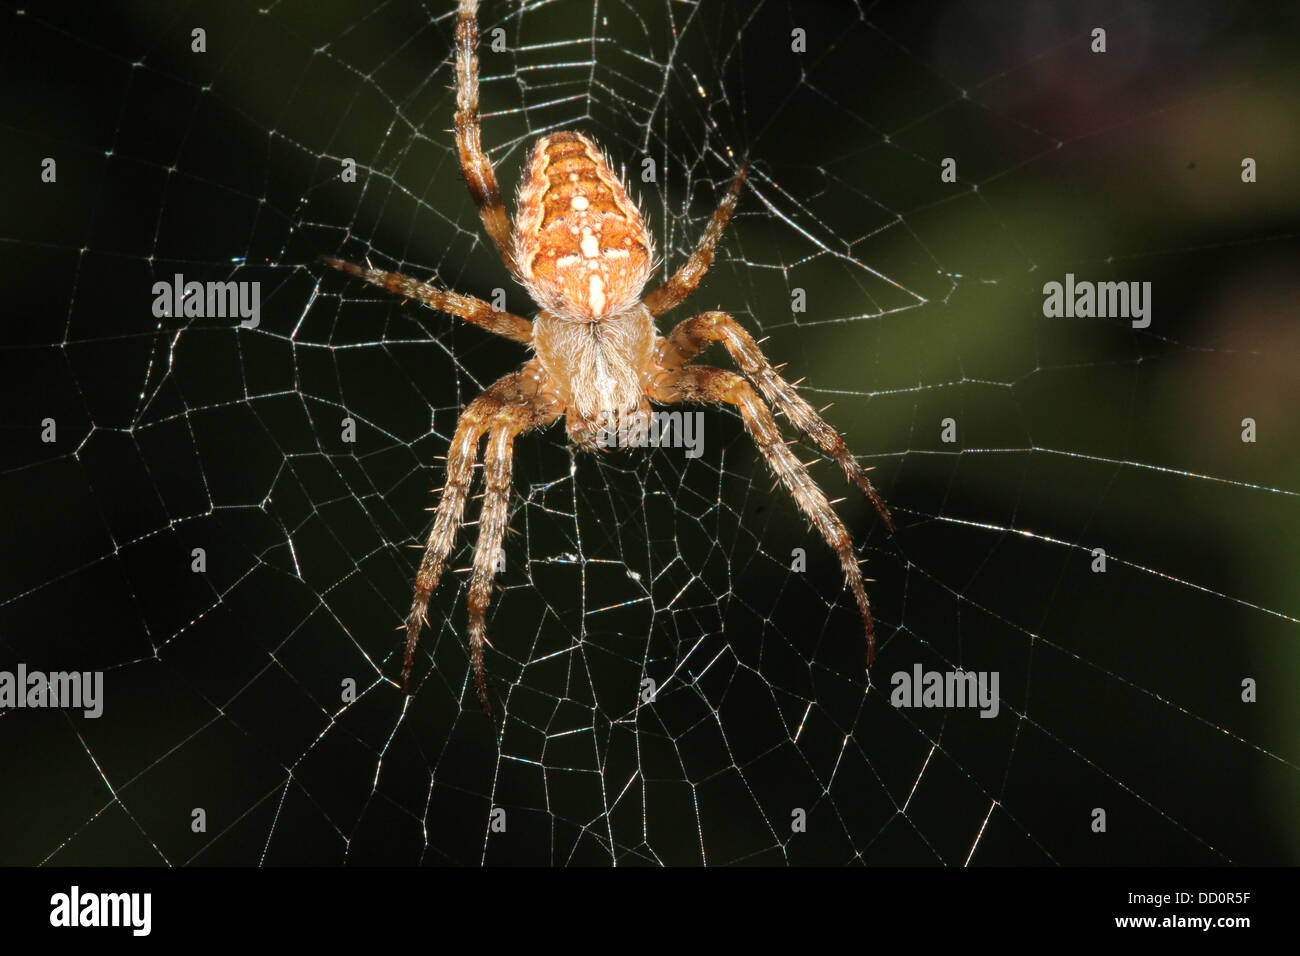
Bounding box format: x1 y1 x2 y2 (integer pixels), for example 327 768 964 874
403 366 561 709
466 425 518 715
657 310 893 532
650 365 884 666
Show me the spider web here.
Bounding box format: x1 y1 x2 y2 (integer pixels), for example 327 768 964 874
2 0 1297 867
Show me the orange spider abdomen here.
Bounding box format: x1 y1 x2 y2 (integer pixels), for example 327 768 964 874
513 131 653 321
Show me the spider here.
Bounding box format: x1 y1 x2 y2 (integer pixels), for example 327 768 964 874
323 0 894 715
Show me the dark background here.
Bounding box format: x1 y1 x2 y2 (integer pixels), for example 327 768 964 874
0 0 1297 865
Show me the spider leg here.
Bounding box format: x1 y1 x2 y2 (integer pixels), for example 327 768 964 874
403 365 562 699
465 424 517 716
322 257 533 344
656 310 893 531
455 0 518 277
643 164 747 318
650 365 883 666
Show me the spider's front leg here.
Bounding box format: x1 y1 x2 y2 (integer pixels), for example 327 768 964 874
404 364 561 711
650 365 884 666
454 0 518 277
657 311 893 532
321 257 533 344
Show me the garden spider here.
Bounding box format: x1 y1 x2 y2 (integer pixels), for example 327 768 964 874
323 0 893 715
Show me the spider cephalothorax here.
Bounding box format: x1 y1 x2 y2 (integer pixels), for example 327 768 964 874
323 0 893 715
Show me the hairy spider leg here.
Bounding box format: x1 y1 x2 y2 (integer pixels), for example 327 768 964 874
650 365 883 666
320 257 533 344
455 0 519 278
643 165 748 317
657 310 893 531
403 366 561 709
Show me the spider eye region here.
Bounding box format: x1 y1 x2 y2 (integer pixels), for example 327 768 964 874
514 131 653 320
